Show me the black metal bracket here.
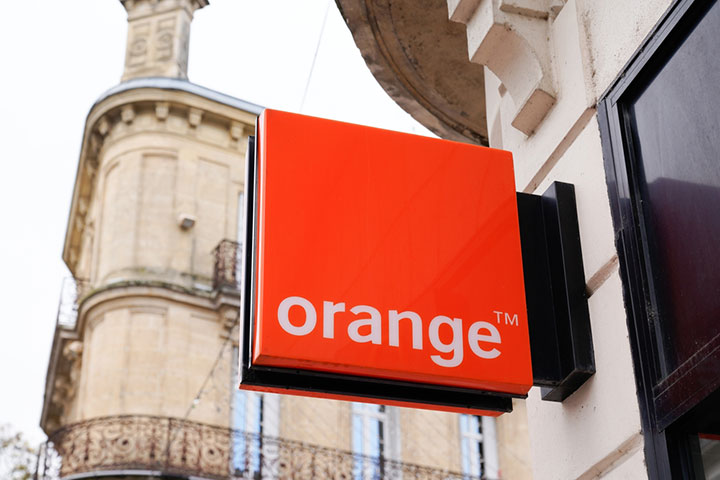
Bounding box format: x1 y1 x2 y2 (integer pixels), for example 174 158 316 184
517 182 595 402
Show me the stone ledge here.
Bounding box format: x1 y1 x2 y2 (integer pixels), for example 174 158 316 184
448 0 564 135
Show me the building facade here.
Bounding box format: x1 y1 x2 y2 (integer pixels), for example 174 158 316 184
39 1 532 479
336 0 720 478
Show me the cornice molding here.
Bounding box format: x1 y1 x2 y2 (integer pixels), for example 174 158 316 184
448 0 566 135
62 80 260 276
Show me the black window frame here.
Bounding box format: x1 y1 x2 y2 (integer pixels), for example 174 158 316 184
598 0 720 477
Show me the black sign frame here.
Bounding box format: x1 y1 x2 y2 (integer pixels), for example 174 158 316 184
237 130 517 414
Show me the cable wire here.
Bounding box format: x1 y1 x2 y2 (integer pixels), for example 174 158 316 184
299 0 332 112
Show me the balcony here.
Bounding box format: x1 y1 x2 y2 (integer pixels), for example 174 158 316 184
36 415 479 480
213 239 242 291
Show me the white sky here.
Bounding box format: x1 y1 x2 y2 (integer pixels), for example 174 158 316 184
0 0 431 446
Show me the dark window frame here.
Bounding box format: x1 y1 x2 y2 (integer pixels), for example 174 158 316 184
598 0 720 477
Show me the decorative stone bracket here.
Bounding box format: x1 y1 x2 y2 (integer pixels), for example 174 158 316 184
448 0 565 135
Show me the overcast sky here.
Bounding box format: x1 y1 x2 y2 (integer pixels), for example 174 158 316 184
0 0 431 445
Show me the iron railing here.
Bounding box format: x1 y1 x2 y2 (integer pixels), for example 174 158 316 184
36 415 480 480
213 239 242 291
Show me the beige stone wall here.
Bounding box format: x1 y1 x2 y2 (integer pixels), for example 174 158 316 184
52 87 253 432
74 98 248 288
278 397 353 450
495 400 532 480
475 0 677 478
64 85 256 280
71 288 232 428
398 408 461 470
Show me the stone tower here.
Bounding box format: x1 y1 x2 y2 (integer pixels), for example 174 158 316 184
38 2 531 479
40 0 261 477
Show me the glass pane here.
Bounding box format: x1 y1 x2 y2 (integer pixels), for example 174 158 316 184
353 413 364 455
368 418 381 458
352 403 386 480
460 414 469 434
460 415 470 475
628 1 720 375
700 435 720 479
231 348 246 475
469 415 480 434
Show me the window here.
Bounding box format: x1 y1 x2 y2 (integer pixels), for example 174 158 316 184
599 0 720 476
352 403 386 480
231 347 279 478
232 388 263 476
459 415 498 479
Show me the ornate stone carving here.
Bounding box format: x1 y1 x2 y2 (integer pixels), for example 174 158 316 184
97 117 110 136
120 0 207 81
126 23 150 68
188 107 203 128
155 17 176 61
155 101 170 120
121 105 135 124
448 0 564 135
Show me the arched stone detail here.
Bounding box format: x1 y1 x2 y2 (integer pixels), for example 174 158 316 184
336 0 489 144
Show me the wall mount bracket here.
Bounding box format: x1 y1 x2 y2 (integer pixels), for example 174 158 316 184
517 182 595 402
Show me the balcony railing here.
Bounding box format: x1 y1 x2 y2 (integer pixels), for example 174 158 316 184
213 239 242 291
36 415 481 480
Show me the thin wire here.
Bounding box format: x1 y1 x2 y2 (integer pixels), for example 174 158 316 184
162 310 241 463
299 0 332 112
170 302 513 474
182 313 240 420
174 307 508 475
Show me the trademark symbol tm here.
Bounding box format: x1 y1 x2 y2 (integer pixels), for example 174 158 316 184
493 311 519 326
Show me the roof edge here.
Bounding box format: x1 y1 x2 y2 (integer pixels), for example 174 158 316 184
96 77 264 116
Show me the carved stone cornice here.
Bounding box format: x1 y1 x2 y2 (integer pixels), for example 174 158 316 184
337 0 566 139
447 0 567 135
40 325 80 435
62 80 260 277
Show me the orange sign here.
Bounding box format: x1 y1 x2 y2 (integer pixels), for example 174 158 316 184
248 109 532 399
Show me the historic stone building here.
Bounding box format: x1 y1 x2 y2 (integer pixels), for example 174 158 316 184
336 0 720 478
38 1 532 479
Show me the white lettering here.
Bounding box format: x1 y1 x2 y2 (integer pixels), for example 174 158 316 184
275 296 506 366
323 301 345 338
278 296 317 336
468 321 501 359
428 316 464 367
348 305 382 344
388 310 423 350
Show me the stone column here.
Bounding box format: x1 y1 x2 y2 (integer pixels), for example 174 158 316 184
120 0 208 81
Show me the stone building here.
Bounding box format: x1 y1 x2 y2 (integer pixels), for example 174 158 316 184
38 1 532 479
335 0 720 478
